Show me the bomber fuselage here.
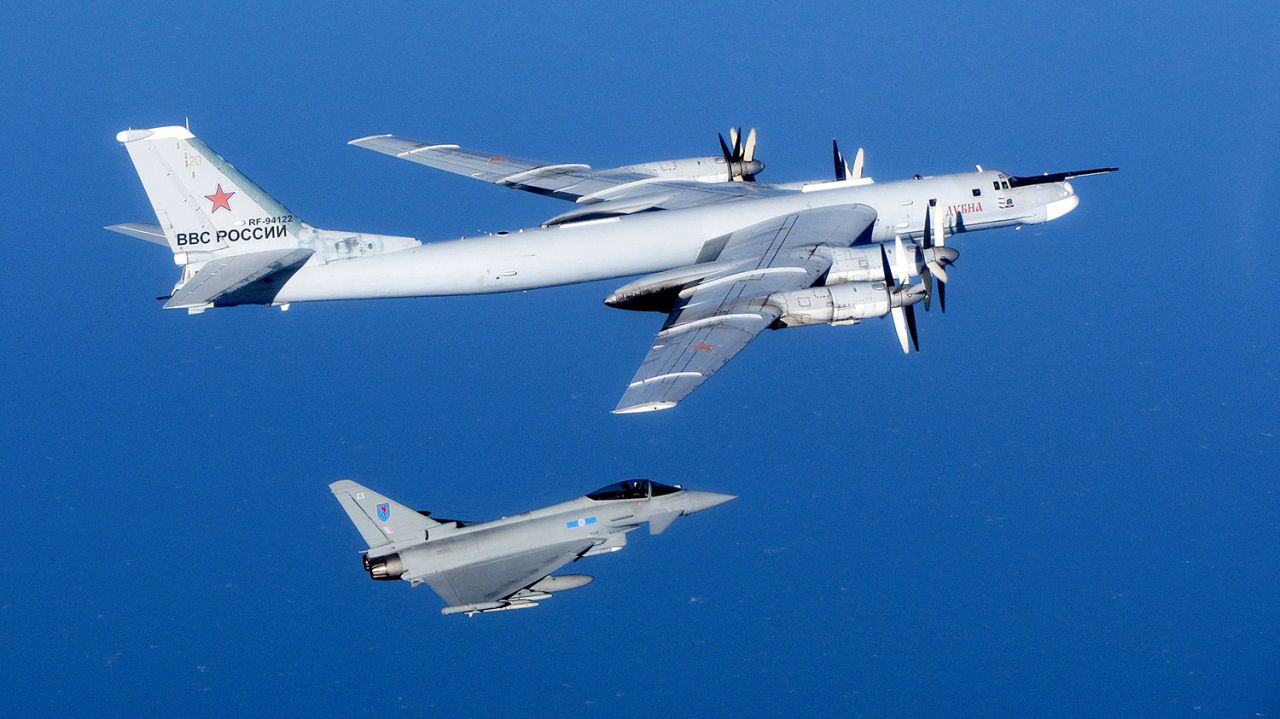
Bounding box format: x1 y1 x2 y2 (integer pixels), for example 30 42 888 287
270 170 1077 304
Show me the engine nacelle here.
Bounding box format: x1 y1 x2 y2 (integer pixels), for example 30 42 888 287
614 156 763 183
823 245 921 284
820 245 891 284
363 553 405 581
768 282 891 328
818 244 957 285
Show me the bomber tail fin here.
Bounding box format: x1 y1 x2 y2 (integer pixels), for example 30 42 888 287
115 126 306 256
329 480 440 550
112 125 420 312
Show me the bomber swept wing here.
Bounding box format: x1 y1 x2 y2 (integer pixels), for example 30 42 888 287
613 204 878 413
349 134 780 223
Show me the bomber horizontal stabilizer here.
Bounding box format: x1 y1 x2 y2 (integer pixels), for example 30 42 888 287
165 248 314 310
104 222 168 246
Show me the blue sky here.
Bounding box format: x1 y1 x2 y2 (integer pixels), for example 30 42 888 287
1 2 1276 716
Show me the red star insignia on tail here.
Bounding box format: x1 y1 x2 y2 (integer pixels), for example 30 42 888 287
693 342 714 351
205 184 235 213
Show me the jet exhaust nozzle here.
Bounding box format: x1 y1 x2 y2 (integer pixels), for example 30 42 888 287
364 553 405 581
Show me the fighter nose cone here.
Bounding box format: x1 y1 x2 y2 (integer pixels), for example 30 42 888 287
683 490 737 513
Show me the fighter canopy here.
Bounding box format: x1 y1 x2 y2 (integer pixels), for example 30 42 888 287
586 479 681 501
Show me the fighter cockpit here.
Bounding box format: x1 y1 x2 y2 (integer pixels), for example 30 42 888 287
586 479 682 501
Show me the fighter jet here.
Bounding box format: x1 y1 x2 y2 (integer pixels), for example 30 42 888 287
329 478 734 616
109 125 1114 412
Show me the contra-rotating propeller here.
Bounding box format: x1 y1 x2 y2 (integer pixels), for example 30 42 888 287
880 239 922 354
920 200 959 313
717 127 763 182
832 140 864 182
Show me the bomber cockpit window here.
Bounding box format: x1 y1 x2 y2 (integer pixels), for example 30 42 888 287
993 181 1000 191
972 188 981 197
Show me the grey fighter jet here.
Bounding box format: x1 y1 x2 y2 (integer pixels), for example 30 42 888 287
329 478 734 616
110 125 1114 412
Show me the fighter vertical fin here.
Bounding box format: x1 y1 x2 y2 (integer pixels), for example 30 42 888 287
330 480 441 549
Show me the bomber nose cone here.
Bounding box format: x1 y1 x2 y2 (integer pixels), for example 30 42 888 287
1044 194 1080 222
683 490 737 513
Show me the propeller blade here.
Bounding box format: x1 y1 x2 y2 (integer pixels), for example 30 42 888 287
879 242 896 286
732 127 743 161
891 306 910 354
923 201 934 249
743 128 757 163
928 261 949 284
717 133 734 181
904 303 919 351
882 243 919 351
937 274 947 313
893 234 911 284
833 140 847 181
851 147 864 180
922 265 933 312
931 202 945 248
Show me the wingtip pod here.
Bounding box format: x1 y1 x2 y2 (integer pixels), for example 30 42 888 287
115 125 194 143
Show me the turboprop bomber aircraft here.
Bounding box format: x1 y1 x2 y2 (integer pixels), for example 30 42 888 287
330 478 734 616
109 125 1114 413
